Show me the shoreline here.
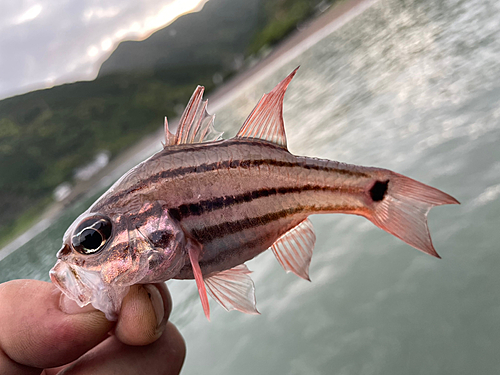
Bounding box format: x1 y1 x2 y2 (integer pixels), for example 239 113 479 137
0 0 377 261
208 0 377 112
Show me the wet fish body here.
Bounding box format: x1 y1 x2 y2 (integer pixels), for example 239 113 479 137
50 68 459 320
96 138 383 279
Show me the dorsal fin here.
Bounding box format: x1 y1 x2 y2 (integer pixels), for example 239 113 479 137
163 117 175 146
163 86 223 148
235 67 299 148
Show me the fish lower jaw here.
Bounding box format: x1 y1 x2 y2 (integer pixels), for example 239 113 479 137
50 260 129 320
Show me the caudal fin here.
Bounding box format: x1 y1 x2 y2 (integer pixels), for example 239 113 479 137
367 173 459 258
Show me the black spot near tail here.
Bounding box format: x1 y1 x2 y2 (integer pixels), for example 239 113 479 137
370 180 389 202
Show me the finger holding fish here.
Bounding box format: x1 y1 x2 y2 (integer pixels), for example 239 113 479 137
46 322 185 375
115 282 171 346
0 279 183 374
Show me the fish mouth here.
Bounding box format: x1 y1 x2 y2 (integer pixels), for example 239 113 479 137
50 260 130 321
50 260 91 305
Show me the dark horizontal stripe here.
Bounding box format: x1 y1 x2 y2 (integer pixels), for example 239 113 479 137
190 203 350 245
168 184 357 223
191 205 308 243
94 143 369 210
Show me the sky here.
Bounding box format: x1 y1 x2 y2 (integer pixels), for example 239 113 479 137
0 0 207 100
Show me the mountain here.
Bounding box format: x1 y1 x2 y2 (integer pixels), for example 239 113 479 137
98 0 262 78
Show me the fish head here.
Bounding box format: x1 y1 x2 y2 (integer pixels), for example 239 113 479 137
50 205 187 320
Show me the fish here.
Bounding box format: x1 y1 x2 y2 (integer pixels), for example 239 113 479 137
50 68 459 321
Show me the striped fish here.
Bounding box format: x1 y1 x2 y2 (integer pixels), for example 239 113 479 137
50 68 459 321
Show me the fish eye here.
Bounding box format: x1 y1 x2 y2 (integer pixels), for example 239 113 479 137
72 216 112 255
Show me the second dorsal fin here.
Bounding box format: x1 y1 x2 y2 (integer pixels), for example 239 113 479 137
235 67 299 148
163 86 223 148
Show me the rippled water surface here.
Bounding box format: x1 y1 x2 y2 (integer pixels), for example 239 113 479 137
1 0 499 373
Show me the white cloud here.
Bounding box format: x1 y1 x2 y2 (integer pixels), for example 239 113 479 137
14 4 42 25
83 6 121 22
143 0 205 36
87 45 99 57
101 38 113 51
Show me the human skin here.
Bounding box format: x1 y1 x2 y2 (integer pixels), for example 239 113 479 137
0 280 185 375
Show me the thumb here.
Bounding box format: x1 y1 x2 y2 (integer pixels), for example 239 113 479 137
0 280 113 371
114 283 172 346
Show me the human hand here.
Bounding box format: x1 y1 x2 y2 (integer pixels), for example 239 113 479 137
0 280 185 375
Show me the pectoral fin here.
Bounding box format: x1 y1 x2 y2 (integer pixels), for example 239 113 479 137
271 218 316 281
205 264 259 314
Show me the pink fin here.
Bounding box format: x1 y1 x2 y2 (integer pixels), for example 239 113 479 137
235 67 299 148
368 173 460 258
188 241 210 320
165 86 222 148
163 117 175 147
271 218 316 281
205 264 259 314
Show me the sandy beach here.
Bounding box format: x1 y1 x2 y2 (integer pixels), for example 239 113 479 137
0 0 377 260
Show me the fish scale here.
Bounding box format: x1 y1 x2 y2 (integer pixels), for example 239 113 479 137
50 68 459 321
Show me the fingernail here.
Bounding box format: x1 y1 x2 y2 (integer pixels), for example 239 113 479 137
60 293 97 315
144 284 165 327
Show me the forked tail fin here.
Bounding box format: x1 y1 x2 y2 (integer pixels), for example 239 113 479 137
367 173 459 258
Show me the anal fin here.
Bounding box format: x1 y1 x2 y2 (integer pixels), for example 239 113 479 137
271 218 316 281
187 240 210 320
205 264 259 315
